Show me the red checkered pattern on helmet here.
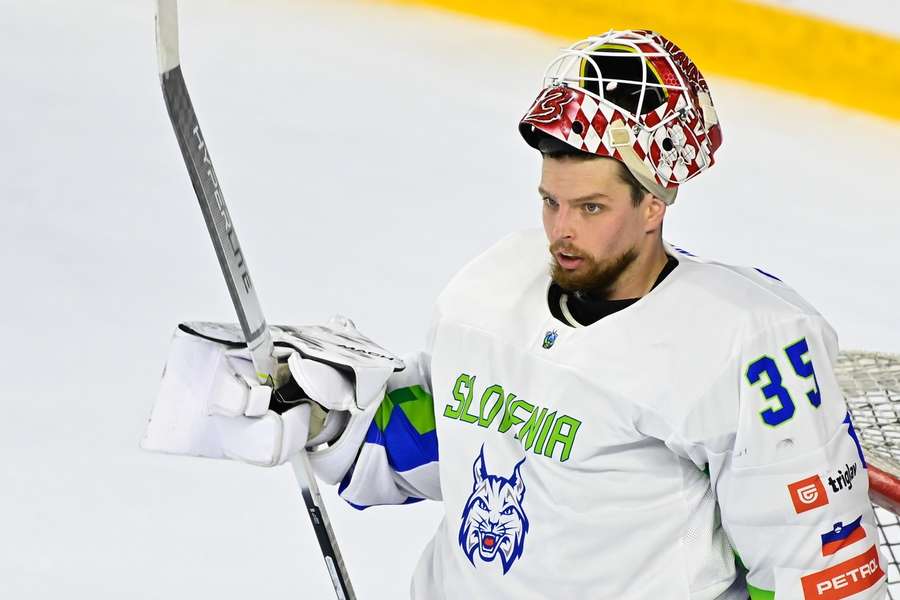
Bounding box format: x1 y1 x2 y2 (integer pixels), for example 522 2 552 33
648 139 661 167
631 142 647 162
682 102 716 172
643 105 663 129
519 30 722 193
648 112 707 184
584 103 618 152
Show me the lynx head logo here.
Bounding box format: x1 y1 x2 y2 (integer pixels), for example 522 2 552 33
522 86 574 125
458 446 529 574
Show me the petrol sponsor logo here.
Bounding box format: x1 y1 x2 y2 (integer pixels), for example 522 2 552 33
788 475 829 514
821 517 866 556
827 463 859 494
801 545 884 599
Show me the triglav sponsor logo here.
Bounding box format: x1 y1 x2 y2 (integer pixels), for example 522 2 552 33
788 475 829 514
827 463 859 494
799 484 820 503
801 545 883 599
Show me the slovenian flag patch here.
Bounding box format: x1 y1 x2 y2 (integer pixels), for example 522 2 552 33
821 516 866 556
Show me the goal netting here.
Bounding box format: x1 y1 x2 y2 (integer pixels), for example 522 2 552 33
837 350 900 598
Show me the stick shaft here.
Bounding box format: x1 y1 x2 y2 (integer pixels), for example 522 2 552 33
155 3 355 597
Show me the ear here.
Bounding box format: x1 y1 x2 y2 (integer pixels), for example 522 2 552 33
473 445 488 489
643 195 666 234
509 457 527 502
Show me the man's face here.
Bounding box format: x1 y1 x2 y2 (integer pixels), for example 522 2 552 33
540 156 661 295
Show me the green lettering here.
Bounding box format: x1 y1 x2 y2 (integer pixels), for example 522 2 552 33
478 385 505 428
518 407 548 451
533 410 556 455
497 393 516 432
446 373 583 464
543 415 582 462
444 374 471 419
459 375 479 424
501 397 533 433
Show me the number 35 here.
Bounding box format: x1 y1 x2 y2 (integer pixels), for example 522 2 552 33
745 338 822 427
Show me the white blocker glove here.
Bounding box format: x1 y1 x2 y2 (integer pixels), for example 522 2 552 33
141 317 404 469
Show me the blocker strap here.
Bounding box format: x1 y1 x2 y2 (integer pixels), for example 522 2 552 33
270 376 308 415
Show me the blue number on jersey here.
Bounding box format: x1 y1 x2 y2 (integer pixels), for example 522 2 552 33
746 356 796 426
746 337 822 427
785 338 822 408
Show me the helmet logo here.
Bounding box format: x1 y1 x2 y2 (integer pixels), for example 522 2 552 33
542 330 558 349
523 87 573 125
660 124 697 178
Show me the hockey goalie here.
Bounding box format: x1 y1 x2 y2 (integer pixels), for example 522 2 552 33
143 30 887 599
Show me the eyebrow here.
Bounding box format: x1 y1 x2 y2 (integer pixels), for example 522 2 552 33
538 187 610 204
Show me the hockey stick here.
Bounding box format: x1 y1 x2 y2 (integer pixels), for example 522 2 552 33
154 2 355 598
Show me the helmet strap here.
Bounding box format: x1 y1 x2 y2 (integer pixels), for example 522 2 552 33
609 120 677 205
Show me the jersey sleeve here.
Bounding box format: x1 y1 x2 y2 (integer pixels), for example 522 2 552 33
335 350 442 509
682 315 886 599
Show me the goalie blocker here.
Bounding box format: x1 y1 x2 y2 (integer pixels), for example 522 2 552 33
142 317 404 480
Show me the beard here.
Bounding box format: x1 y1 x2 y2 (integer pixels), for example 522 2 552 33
549 241 639 297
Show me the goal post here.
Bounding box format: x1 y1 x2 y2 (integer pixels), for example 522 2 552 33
838 350 900 597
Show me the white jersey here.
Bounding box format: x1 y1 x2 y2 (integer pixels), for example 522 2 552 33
335 230 885 600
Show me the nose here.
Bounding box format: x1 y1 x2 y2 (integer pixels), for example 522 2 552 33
549 204 576 243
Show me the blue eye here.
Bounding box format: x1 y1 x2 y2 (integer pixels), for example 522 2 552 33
477 498 488 510
502 506 515 516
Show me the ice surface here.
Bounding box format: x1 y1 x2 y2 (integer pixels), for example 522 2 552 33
2 0 898 598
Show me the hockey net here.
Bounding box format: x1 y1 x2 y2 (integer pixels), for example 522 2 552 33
837 350 900 598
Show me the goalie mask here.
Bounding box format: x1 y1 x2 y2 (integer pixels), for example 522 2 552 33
519 30 722 205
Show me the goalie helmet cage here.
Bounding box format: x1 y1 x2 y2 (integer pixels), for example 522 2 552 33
837 350 900 597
